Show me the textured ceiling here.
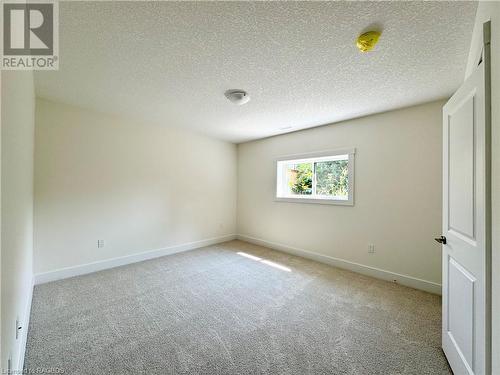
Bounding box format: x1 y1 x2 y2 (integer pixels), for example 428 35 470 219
35 1 477 143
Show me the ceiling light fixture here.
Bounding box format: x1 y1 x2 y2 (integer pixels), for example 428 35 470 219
225 89 250 105
356 30 381 52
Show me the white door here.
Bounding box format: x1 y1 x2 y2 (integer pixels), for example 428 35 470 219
441 27 491 375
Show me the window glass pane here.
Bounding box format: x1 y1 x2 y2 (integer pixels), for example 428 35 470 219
315 157 348 199
286 162 312 195
276 152 353 203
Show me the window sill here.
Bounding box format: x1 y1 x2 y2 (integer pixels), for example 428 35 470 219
274 197 354 206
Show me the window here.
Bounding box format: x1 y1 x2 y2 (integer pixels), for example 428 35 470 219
275 149 355 205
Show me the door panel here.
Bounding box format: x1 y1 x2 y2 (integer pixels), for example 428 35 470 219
447 256 475 368
448 94 475 240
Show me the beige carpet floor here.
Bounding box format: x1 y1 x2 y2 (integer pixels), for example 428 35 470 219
25 240 451 374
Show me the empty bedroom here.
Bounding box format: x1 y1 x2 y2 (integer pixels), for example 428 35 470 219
1 1 499 374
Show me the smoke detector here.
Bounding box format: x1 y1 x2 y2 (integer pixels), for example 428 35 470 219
225 89 250 105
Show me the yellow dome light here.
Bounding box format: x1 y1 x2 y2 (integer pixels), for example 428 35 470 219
356 30 381 52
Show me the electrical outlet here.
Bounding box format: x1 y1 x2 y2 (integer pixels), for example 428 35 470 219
97 239 105 248
368 244 375 254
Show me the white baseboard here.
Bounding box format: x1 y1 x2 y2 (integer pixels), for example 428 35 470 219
16 276 34 372
33 232 441 293
34 234 237 285
237 234 442 295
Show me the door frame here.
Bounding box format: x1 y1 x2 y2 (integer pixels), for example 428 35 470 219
483 20 492 375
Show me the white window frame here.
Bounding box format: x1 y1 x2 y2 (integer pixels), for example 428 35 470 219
274 148 355 206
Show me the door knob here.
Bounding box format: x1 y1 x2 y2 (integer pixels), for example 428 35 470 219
435 236 447 245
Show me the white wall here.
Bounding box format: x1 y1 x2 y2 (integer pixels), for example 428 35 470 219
1 71 35 372
237 100 443 292
464 2 500 373
34 99 237 276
